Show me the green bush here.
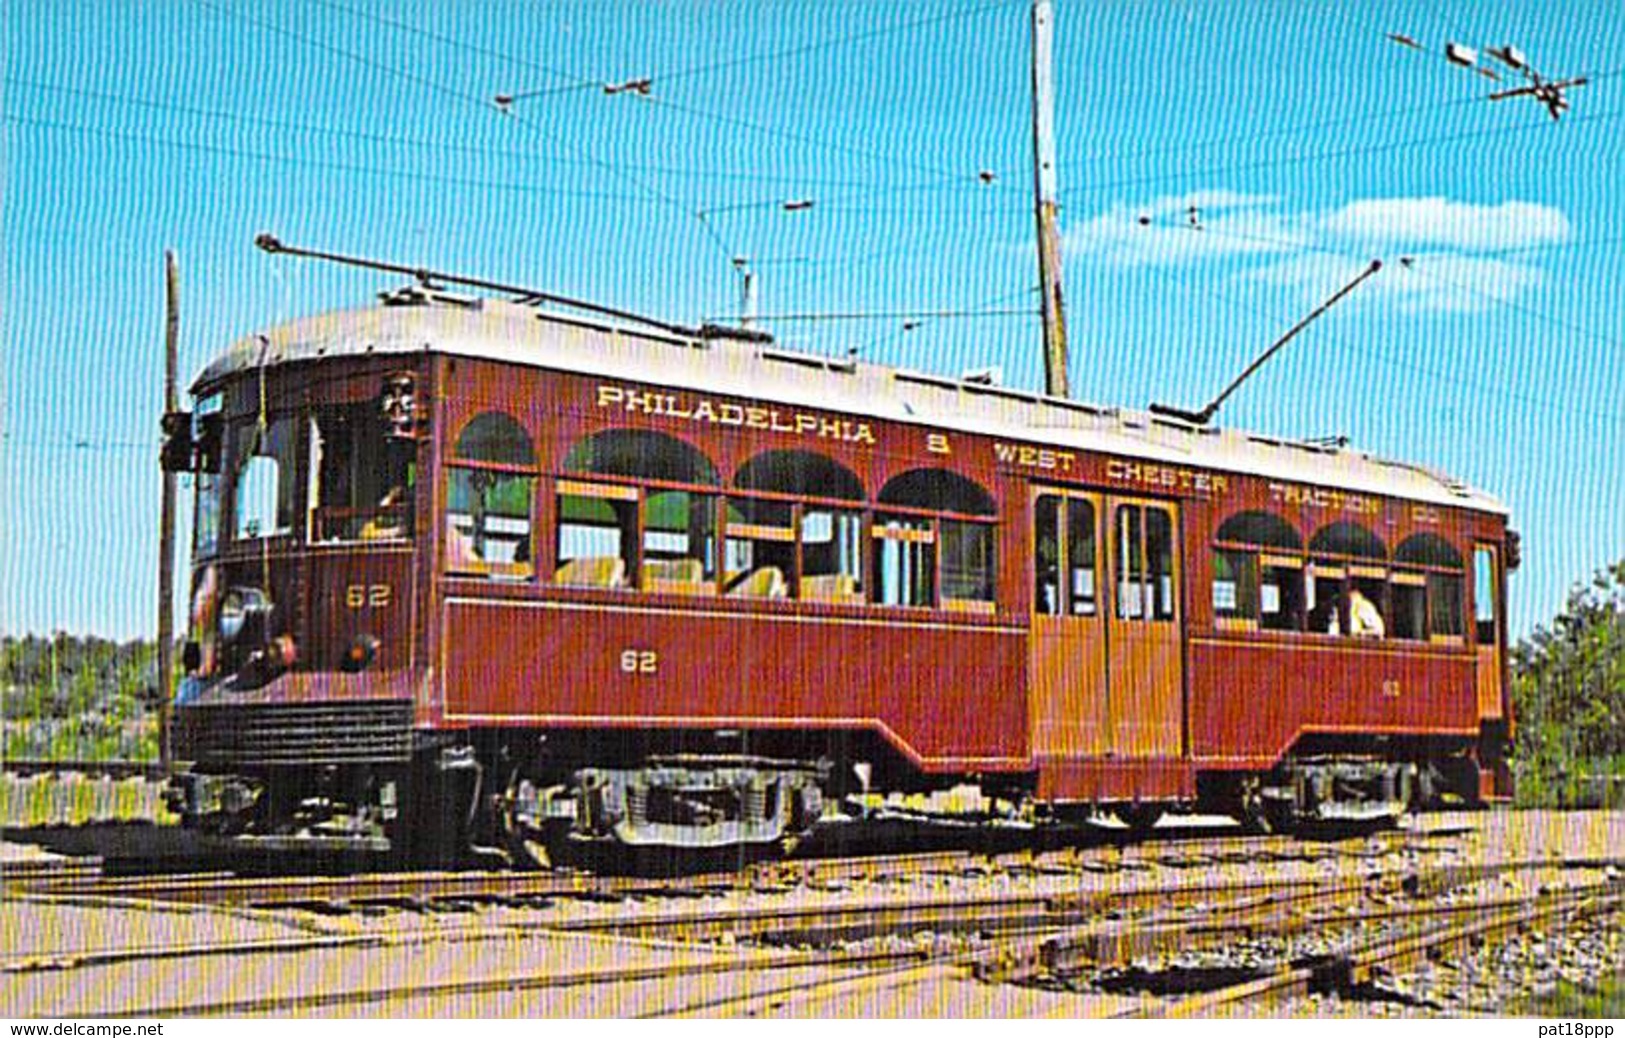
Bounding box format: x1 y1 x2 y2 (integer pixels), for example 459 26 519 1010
1510 560 1625 807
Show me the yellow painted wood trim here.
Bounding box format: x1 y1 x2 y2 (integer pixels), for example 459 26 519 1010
557 479 638 501
872 524 936 544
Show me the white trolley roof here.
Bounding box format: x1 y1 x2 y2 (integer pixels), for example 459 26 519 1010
196 297 1507 516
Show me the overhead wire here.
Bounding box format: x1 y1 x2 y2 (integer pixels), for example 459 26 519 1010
305 0 597 93
1138 213 1625 359
7 77 970 195
1396 258 1625 350
190 0 741 264
314 0 1016 193
711 307 1036 323
1077 94 1484 165
652 0 1023 86
3 114 679 208
1072 105 1625 196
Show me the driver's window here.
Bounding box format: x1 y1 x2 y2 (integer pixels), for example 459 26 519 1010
310 403 415 542
231 417 298 541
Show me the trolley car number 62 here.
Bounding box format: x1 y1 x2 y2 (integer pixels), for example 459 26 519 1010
620 650 659 674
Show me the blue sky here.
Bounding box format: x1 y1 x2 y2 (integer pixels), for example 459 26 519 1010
3 0 1621 640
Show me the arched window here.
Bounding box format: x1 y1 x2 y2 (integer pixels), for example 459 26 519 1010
1392 532 1465 642
1212 510 1303 632
1307 521 1387 638
564 429 718 484
728 451 866 602
1309 521 1387 560
874 469 997 610
446 412 537 578
556 429 719 591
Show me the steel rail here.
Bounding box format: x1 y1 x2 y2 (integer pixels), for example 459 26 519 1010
2 819 1473 913
552 875 1337 944
646 960 964 1018
110 942 930 1018
544 855 1625 947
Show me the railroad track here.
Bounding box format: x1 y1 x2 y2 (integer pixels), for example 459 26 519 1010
0 856 104 884
1137 883 1625 1017
3 820 1442 910
6 836 1619 1016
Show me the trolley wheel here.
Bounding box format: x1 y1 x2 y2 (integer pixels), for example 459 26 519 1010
1232 776 1288 835
499 772 564 871
1115 804 1165 835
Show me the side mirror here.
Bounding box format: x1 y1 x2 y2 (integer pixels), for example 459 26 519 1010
160 411 194 472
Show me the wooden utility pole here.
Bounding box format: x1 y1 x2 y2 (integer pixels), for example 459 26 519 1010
158 250 179 773
1031 0 1069 398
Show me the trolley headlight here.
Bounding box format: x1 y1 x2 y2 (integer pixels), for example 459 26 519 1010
219 586 271 645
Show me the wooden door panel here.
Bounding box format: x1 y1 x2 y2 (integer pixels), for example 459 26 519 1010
1105 498 1184 759
1030 613 1107 756
1027 489 1106 760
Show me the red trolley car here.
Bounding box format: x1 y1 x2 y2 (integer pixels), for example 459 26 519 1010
164 273 1514 860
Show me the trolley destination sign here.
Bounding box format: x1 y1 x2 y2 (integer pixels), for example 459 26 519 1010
595 383 879 445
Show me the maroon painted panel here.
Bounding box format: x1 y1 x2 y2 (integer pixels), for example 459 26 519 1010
440 595 1028 769
304 550 417 671
1188 636 1478 763
1036 759 1195 801
182 667 421 708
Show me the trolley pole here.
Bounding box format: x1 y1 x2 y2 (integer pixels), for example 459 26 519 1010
1031 0 1070 398
158 250 179 773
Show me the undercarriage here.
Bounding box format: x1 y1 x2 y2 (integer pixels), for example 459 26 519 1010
165 722 1491 863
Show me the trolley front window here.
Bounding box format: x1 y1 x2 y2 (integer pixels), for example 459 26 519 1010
192 394 224 557
310 401 415 542
230 417 299 542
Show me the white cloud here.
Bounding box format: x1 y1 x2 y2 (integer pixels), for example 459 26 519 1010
1062 190 1570 312
1316 198 1572 252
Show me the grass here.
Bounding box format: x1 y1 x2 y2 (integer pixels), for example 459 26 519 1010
0 773 175 828
1511 972 1625 1018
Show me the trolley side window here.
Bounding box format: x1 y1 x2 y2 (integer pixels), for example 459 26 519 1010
1210 510 1302 632
558 429 719 591
733 450 865 602
1391 533 1465 643
1034 494 1062 615
725 497 796 598
1306 521 1388 638
446 412 537 579
875 468 997 612
1034 495 1098 617
1474 545 1499 645
1114 504 1176 622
